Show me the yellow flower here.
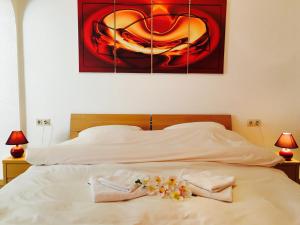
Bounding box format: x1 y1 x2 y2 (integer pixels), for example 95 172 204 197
167 176 177 186
179 185 190 197
155 176 162 184
159 186 166 194
147 185 156 193
143 178 149 185
170 191 181 200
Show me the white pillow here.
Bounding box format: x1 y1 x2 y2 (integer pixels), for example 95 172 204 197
164 122 225 130
78 125 142 142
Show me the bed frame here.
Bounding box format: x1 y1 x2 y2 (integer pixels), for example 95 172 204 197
70 114 232 138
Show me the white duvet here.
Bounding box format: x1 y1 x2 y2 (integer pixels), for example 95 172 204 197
1 162 300 225
26 126 282 166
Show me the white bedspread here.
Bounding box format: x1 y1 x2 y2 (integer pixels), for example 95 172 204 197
1 161 300 225
26 128 282 167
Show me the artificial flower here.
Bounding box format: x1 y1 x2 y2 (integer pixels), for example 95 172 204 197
170 191 182 200
135 175 192 200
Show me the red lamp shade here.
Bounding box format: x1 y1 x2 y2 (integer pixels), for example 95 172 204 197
275 132 298 161
275 133 298 149
6 131 28 145
5 131 28 158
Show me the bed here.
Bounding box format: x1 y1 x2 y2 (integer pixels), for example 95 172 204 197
0 114 300 225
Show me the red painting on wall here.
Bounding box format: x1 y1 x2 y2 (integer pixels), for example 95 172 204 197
78 0 227 74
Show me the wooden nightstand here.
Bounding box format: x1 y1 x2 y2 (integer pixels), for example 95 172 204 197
2 156 31 185
274 159 300 183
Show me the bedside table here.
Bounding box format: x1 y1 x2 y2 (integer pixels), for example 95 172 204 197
274 159 300 183
2 156 31 185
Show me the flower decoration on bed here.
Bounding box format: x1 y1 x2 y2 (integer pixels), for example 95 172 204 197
135 176 192 200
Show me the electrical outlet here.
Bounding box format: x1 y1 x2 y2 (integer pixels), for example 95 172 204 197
36 119 51 126
247 119 262 127
36 119 44 126
43 119 51 126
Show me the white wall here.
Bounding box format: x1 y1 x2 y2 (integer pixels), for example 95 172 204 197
0 0 20 176
22 0 300 158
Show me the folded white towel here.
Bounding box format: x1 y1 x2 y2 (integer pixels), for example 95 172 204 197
189 184 233 202
98 178 137 193
98 170 146 193
89 177 147 203
182 171 235 192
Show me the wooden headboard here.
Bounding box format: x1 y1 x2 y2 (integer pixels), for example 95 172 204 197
70 114 232 138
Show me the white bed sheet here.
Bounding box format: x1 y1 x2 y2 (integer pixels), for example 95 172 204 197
1 161 300 225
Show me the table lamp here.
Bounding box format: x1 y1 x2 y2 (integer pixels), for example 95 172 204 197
275 132 298 161
5 131 29 158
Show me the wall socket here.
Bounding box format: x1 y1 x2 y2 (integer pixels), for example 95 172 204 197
36 119 51 126
247 119 262 127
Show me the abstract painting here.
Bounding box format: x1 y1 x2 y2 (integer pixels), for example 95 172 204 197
78 0 227 74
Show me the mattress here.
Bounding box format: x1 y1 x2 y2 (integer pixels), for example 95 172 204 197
1 161 300 225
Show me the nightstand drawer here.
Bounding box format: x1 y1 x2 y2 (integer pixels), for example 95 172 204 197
6 164 30 178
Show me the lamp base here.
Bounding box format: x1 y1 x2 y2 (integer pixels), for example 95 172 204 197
10 146 24 158
279 148 293 161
